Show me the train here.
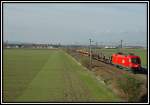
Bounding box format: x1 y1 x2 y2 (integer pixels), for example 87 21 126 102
76 49 141 71
112 52 141 70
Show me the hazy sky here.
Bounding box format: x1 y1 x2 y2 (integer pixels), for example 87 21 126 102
3 3 147 46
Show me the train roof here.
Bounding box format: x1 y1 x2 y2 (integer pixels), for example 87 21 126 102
113 52 140 58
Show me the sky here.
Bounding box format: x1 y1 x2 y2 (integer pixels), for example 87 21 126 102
3 3 147 46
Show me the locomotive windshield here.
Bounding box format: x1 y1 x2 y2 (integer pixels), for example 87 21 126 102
131 58 141 64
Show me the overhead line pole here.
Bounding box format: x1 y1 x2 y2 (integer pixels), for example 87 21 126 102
121 40 123 49
95 42 98 53
120 40 123 52
89 38 93 70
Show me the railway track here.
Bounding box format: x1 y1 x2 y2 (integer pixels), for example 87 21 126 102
67 49 148 102
78 50 147 74
94 56 147 74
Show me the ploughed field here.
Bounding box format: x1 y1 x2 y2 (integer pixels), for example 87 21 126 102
3 49 120 102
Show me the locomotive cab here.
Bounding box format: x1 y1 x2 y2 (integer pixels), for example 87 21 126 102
131 57 141 64
130 57 141 70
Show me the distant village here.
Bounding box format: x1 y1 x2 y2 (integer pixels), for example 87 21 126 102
3 41 145 49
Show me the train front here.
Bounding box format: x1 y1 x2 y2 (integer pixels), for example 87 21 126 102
129 56 141 70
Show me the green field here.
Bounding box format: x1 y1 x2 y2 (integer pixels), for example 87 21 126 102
94 48 147 68
3 49 120 102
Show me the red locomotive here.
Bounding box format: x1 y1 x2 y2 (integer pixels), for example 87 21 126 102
111 53 141 70
76 49 141 71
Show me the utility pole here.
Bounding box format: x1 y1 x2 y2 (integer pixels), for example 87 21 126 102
95 42 98 54
120 40 123 48
117 40 123 52
95 42 98 48
89 39 93 69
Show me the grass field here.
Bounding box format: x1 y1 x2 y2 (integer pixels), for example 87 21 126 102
3 49 120 102
94 48 147 68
